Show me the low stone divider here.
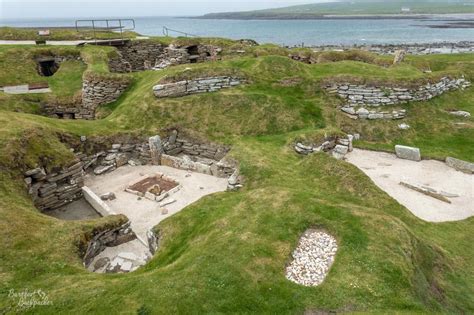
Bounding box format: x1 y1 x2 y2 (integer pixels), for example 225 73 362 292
294 134 354 160
446 157 474 174
324 77 471 120
82 186 116 216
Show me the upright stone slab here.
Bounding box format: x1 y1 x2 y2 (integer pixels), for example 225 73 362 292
149 135 163 165
395 145 421 161
393 49 406 64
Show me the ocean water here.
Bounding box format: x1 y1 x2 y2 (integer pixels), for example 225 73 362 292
1 16 473 46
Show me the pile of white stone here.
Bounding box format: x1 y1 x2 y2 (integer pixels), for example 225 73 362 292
285 230 338 286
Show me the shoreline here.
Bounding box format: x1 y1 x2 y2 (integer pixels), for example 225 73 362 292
193 13 474 21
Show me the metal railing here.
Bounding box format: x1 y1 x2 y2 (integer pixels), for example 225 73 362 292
162 26 197 37
75 18 136 43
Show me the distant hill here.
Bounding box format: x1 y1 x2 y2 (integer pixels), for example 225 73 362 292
197 0 474 19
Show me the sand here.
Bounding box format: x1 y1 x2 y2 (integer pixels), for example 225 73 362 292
345 149 473 222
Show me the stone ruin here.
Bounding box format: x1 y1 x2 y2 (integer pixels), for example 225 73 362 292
294 134 356 160
125 173 181 202
108 41 222 72
324 77 471 120
153 76 243 98
23 129 242 273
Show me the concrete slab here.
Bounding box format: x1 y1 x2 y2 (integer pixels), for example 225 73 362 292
346 149 474 222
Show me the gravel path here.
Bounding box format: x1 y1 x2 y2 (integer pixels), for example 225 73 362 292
285 230 338 286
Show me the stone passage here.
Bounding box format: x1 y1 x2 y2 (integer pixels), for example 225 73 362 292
153 76 242 98
324 77 471 120
286 230 338 287
36 57 59 76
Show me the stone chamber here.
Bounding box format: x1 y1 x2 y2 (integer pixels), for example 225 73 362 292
23 130 242 273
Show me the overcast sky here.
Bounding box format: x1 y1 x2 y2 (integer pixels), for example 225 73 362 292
0 0 332 19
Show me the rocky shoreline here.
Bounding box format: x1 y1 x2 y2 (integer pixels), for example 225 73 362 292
304 41 474 55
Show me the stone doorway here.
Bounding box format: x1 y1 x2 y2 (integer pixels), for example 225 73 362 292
36 57 59 76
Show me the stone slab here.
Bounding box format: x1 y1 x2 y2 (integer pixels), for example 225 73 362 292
395 145 421 161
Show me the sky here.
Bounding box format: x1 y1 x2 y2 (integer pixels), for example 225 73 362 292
0 0 332 19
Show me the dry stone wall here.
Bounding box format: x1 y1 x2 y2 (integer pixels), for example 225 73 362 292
294 134 355 160
81 77 130 119
153 76 242 98
24 130 239 213
24 161 85 211
82 221 136 267
108 41 221 72
324 77 471 120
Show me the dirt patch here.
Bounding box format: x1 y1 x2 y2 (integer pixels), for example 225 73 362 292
128 174 178 196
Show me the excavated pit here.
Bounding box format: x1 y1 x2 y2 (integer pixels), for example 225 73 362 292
36 57 59 76
44 197 101 221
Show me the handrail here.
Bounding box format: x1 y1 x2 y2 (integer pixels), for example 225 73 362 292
162 26 197 37
75 19 136 42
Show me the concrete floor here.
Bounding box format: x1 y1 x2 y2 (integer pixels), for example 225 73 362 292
84 165 228 241
346 149 474 222
45 198 101 221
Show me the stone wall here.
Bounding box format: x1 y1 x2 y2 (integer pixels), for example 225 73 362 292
108 41 166 72
324 77 471 120
24 129 239 213
24 161 85 211
42 97 83 120
108 41 222 72
294 134 355 160
153 76 242 98
73 130 233 176
81 77 130 119
82 221 136 267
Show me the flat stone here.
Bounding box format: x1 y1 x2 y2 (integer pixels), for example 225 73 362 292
445 157 474 174
120 261 133 272
449 110 470 118
117 252 139 261
395 145 421 161
332 145 349 160
94 165 115 175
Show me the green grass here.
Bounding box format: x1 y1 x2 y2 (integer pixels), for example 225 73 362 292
0 42 473 314
0 27 140 41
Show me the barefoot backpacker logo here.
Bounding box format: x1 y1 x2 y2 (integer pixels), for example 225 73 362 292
8 289 52 311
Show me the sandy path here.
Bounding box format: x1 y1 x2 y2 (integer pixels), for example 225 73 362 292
346 149 473 222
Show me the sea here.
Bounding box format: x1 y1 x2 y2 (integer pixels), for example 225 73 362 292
1 16 473 46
